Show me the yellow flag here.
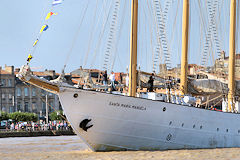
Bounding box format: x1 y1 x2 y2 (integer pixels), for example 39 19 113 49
27 54 33 62
45 12 58 20
39 25 48 33
33 39 39 47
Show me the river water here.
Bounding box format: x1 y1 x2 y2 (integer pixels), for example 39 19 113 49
0 136 240 160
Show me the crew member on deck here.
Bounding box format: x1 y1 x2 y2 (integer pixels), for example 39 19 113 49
109 71 116 91
102 70 108 91
147 74 154 92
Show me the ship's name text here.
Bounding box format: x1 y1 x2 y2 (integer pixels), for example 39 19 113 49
109 102 146 111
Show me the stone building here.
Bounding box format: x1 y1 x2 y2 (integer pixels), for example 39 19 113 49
0 65 15 113
214 51 240 79
0 65 61 118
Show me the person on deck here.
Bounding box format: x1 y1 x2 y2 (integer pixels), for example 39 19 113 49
147 74 154 92
109 71 116 91
125 73 129 92
102 70 108 91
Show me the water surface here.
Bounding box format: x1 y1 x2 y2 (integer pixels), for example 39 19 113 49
0 136 240 160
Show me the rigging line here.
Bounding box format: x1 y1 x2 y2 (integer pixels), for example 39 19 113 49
216 0 224 51
110 0 127 72
26 1 51 60
90 0 111 68
144 3 148 72
147 0 155 73
62 2 90 72
196 0 206 66
141 1 149 72
169 0 180 49
103 0 121 71
152 0 162 72
198 0 211 66
83 0 100 67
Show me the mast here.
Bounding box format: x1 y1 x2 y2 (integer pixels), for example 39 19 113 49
180 0 189 95
129 0 138 97
228 0 236 112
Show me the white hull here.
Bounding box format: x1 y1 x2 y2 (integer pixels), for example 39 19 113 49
58 87 240 151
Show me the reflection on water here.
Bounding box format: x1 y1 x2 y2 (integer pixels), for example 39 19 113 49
0 136 89 154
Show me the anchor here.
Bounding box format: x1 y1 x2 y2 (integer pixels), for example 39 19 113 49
79 119 93 132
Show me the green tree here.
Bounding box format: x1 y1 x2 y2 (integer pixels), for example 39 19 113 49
9 112 38 122
50 111 64 120
0 112 9 121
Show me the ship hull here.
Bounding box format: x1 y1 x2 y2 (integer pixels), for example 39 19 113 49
58 87 240 151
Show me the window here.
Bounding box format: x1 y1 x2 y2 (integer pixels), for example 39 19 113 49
8 79 12 87
32 88 36 97
17 102 21 112
17 88 21 97
1 79 5 86
2 106 6 112
2 94 5 100
24 88 29 96
32 102 37 113
49 101 53 113
24 102 29 112
9 94 12 100
10 106 14 113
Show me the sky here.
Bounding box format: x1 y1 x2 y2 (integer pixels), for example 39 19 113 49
0 0 238 74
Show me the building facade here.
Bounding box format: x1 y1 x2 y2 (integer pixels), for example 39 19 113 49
0 65 61 117
215 51 240 79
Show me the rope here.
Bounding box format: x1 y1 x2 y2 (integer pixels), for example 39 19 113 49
200 94 222 107
62 2 90 72
110 0 127 71
83 0 100 67
90 0 112 68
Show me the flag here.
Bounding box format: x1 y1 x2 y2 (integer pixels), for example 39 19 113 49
33 39 39 47
39 25 49 33
27 54 33 62
45 12 58 20
52 0 62 6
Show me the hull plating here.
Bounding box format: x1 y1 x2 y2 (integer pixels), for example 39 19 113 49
58 87 240 151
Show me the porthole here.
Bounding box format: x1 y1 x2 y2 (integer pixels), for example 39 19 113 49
193 125 195 128
238 130 240 134
166 134 172 141
73 93 78 98
200 126 203 129
169 121 172 125
181 123 184 127
226 129 229 132
217 128 219 131
163 107 166 112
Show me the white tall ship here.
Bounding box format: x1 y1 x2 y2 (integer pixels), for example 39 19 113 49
18 0 240 151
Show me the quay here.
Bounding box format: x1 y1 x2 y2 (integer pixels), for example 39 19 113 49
0 130 76 138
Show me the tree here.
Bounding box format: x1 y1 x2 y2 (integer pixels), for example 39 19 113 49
0 112 9 121
50 111 64 120
9 112 38 122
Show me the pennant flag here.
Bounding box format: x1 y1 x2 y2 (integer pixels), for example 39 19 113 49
27 54 33 62
33 39 39 47
39 25 49 33
45 12 58 20
52 0 63 6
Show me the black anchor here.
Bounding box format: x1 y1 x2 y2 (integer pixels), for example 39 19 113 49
79 119 93 132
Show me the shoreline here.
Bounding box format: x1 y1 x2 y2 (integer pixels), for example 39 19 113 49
0 130 76 138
